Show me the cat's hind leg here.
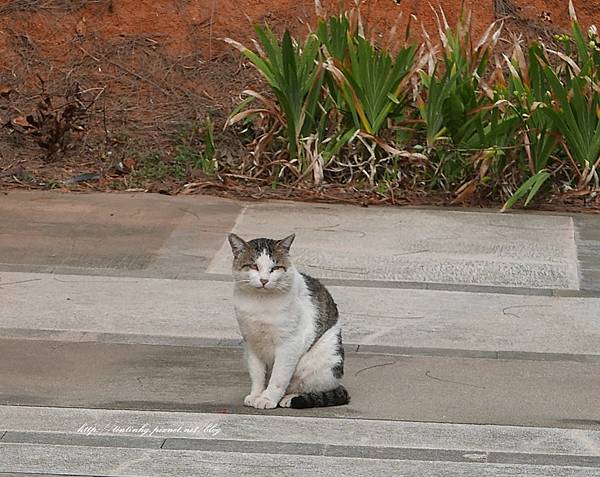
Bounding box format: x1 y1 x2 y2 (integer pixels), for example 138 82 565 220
284 325 349 408
293 325 344 391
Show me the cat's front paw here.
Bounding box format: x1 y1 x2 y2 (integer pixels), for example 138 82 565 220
243 394 261 407
252 394 278 409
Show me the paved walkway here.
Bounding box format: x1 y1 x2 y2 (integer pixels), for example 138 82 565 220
1 191 599 476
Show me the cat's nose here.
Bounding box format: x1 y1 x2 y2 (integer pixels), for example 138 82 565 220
260 279 269 286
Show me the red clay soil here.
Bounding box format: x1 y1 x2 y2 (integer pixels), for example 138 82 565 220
1 0 594 69
0 0 599 206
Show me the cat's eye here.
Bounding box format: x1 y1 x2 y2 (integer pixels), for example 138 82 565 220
271 265 286 272
242 264 258 270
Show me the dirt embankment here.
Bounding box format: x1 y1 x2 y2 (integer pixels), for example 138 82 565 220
0 0 598 190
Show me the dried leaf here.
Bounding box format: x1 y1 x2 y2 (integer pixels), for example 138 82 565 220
12 116 33 128
545 48 581 75
225 108 269 127
314 0 324 19
568 0 578 22
451 180 477 204
512 39 528 85
563 189 591 197
223 37 247 53
0 85 12 97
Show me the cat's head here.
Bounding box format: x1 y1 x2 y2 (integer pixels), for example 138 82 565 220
228 233 295 291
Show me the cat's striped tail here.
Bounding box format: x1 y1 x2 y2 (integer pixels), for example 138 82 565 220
290 385 350 409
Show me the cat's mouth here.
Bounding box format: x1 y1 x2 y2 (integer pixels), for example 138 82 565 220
255 283 280 292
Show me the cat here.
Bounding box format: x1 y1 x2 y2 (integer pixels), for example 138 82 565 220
228 232 350 409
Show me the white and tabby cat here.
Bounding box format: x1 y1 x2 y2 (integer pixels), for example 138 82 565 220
228 233 349 409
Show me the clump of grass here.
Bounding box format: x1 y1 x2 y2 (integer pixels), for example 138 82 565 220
130 117 218 186
131 153 171 184
174 117 218 176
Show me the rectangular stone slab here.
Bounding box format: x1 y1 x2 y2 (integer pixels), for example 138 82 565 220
0 191 241 279
207 202 580 289
2 272 599 355
1 340 599 429
1 443 597 477
2 405 599 456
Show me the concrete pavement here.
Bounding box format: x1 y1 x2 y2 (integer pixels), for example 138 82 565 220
1 405 600 476
1 190 600 475
1 338 599 428
2 271 600 358
2 191 596 289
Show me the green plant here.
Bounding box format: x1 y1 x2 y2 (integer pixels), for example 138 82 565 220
220 3 598 208
317 9 421 184
225 27 325 165
174 117 218 176
542 14 600 181
325 36 417 136
133 153 170 182
419 12 489 148
418 9 521 195
417 66 448 149
502 170 552 210
502 3 600 209
500 42 558 210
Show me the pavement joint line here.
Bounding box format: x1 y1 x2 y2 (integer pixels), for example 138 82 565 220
2 432 599 468
205 204 248 273
2 267 600 298
152 438 600 468
0 471 92 477
0 472 94 477
1 333 599 364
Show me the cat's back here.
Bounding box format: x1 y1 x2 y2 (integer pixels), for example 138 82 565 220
300 272 339 335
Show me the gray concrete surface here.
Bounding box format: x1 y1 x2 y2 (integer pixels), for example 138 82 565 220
206 201 580 289
1 338 599 429
1 405 599 476
1 191 589 289
2 191 600 475
575 215 600 292
3 443 599 477
4 405 599 454
2 271 599 356
0 192 240 279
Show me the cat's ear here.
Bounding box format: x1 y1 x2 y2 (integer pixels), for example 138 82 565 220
276 233 295 253
228 233 248 256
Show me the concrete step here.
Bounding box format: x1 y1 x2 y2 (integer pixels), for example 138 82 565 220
3 191 594 290
3 442 599 476
206 201 580 290
1 405 599 476
2 271 599 358
1 339 599 429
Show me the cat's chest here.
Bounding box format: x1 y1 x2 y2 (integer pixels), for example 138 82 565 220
235 307 292 342
233 295 306 360
233 291 301 327
235 310 288 363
